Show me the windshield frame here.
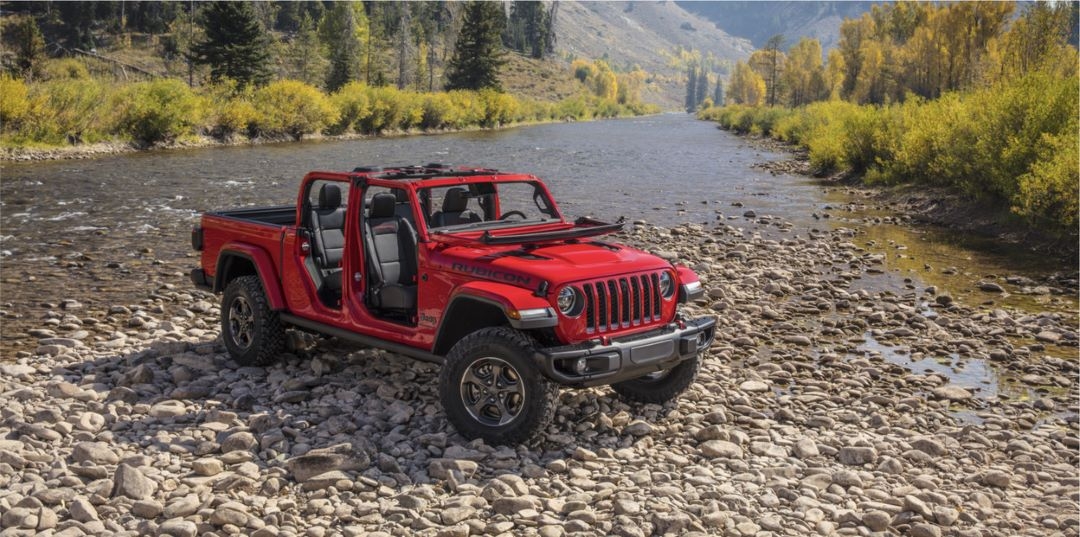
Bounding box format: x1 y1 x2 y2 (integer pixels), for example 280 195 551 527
420 179 563 235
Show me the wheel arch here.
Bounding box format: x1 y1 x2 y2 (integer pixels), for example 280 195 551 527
213 245 286 310
432 283 557 356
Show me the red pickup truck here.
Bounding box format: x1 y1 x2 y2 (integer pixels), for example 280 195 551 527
191 164 715 444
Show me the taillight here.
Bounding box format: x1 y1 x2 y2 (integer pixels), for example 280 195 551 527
191 226 203 251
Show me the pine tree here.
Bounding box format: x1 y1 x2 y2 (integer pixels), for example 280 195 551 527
285 13 327 87
192 1 273 87
446 1 506 91
713 75 724 105
322 3 363 92
695 67 709 109
685 67 697 112
14 17 46 82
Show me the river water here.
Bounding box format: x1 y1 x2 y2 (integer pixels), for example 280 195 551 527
1 114 1075 399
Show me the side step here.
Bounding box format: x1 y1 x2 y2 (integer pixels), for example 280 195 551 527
280 314 444 365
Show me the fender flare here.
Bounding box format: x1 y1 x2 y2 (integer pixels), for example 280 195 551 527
433 281 557 354
214 243 287 311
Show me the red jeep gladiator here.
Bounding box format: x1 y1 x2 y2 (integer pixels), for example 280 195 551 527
191 164 715 444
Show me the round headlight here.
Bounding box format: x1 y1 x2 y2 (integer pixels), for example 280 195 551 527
557 287 577 314
659 272 675 300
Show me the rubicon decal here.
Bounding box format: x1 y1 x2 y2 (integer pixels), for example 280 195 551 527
450 262 532 285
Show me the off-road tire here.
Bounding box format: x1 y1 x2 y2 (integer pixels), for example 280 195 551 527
439 327 559 445
221 276 284 367
611 356 700 404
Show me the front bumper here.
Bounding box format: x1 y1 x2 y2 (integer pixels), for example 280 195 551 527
534 315 716 387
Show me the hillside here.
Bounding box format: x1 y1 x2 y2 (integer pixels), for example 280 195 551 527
677 1 874 52
554 1 754 108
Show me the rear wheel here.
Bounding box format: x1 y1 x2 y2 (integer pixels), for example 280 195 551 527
611 356 700 404
439 327 558 445
221 276 284 367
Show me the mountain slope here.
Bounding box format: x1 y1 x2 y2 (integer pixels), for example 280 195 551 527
677 1 874 51
554 1 753 108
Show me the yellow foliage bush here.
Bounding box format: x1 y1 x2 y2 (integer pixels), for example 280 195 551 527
253 80 337 140
0 76 32 131
41 59 91 81
113 79 202 144
330 82 372 134
205 81 258 137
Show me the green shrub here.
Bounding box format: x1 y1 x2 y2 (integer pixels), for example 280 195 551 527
113 79 202 144
253 80 337 140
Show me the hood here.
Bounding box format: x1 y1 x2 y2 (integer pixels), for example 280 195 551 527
430 241 672 290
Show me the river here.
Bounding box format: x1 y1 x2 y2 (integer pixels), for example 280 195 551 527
1 113 1075 401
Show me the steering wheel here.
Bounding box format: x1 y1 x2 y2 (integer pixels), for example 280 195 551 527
499 210 528 220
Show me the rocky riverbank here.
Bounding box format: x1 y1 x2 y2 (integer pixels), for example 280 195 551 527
743 135 1080 263
1 218 1077 537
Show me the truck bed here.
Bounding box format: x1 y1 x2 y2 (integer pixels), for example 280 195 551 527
209 205 297 226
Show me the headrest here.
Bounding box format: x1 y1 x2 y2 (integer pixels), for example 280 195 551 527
319 183 342 209
394 189 410 203
442 187 470 213
370 193 397 219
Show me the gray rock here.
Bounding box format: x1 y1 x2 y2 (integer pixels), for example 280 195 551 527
1 507 37 530
793 438 819 459
863 510 891 531
931 386 972 401
492 496 537 516
700 440 742 459
911 437 947 457
111 464 157 500
192 458 224 476
625 420 654 436
838 446 877 466
163 495 201 519
132 500 163 519
983 470 1011 488
158 519 198 537
72 442 119 465
739 380 769 392
910 523 942 537
286 444 369 482
428 458 479 480
69 498 99 523
210 506 248 527
220 431 257 452
440 506 476 525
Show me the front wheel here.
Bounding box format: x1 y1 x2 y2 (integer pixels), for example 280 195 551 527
221 276 284 367
439 327 558 445
611 356 701 404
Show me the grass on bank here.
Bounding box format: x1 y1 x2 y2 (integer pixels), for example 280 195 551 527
1 60 659 150
698 69 1079 234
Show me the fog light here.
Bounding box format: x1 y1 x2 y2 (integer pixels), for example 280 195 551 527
574 358 588 375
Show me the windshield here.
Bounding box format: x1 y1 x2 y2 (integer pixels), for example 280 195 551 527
422 181 560 231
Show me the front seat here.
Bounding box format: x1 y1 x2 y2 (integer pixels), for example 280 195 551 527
310 183 345 292
364 193 417 312
431 187 482 227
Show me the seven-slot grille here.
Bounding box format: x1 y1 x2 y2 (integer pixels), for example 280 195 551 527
580 272 665 333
